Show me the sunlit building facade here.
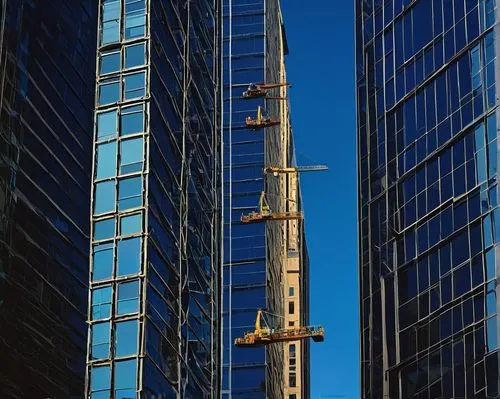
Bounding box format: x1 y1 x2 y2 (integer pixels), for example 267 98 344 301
86 0 219 397
0 1 96 398
356 0 499 397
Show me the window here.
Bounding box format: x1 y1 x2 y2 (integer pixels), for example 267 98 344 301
94 181 115 214
115 320 139 357
121 105 144 135
289 344 296 356
90 365 110 398
288 301 295 315
96 141 117 179
118 177 142 210
92 286 112 320
114 359 137 399
93 243 114 281
117 238 141 276
101 0 120 45
97 110 118 140
117 280 140 314
288 321 295 327
289 286 295 296
289 374 296 388
120 213 142 236
94 218 115 241
289 395 297 399
91 322 110 360
100 50 120 75
125 43 146 69
124 0 146 39
124 72 146 100
120 138 143 174
99 78 120 105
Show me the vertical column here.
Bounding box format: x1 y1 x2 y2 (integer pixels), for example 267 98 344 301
86 1 149 398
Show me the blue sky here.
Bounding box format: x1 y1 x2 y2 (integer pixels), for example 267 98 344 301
280 2 359 398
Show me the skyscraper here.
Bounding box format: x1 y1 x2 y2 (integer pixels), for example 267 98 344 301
0 1 96 398
222 1 310 397
86 0 220 397
356 0 499 397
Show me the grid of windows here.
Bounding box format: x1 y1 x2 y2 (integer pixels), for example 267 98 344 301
88 1 148 397
356 0 499 397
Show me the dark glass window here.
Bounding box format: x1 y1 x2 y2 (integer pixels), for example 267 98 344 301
288 301 295 314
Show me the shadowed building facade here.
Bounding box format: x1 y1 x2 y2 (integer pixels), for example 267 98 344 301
356 0 499 397
86 0 220 397
0 1 97 398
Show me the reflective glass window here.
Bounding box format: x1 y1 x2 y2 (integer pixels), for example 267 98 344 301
114 359 137 399
96 141 117 179
94 218 115 241
121 105 144 135
99 78 120 105
93 243 114 281
487 316 497 352
118 177 142 210
125 43 146 69
91 322 111 360
124 0 146 39
120 213 142 236
101 0 120 45
289 287 294 296
92 286 112 320
120 138 143 174
100 51 120 75
124 72 146 100
90 365 110 398
94 181 116 214
117 280 140 314
117 238 141 276
97 110 118 140
115 320 138 357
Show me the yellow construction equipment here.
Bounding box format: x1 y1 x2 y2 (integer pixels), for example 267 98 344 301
264 165 329 176
234 310 325 347
241 192 303 224
242 82 291 99
246 106 280 130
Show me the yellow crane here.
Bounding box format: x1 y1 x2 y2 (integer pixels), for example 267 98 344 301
240 192 303 224
234 310 325 347
242 82 291 99
246 106 280 130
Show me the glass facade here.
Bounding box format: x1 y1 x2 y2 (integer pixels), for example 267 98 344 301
87 0 219 397
356 0 499 397
0 1 96 398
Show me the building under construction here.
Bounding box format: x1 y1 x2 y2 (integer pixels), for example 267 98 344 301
222 0 322 397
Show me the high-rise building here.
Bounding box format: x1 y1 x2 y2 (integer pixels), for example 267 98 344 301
0 1 96 398
356 0 499 397
86 0 220 397
222 1 310 397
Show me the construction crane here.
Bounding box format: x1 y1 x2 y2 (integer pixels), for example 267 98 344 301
246 106 280 130
264 165 329 176
242 82 291 99
234 309 325 347
241 192 303 224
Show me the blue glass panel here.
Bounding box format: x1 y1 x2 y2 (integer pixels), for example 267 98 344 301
92 286 112 320
97 110 118 140
92 322 110 359
115 320 138 357
94 181 116 214
100 52 120 75
94 218 115 241
117 238 141 276
120 138 143 174
96 141 117 179
121 105 144 135
99 80 120 105
124 72 145 100
117 280 140 315
121 213 142 236
125 43 146 69
487 316 497 352
93 243 114 281
91 365 110 391
118 177 142 210
114 359 137 395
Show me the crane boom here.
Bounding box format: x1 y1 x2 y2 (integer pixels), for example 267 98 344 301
264 165 329 174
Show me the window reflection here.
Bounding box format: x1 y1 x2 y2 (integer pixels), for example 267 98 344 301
97 110 118 140
120 213 142 236
117 238 141 276
120 138 143 174
93 243 114 281
114 359 137 399
90 365 111 398
96 141 117 179
101 0 120 45
92 286 112 320
124 0 146 39
94 181 116 214
94 218 115 241
118 177 142 210
99 78 120 105
92 322 111 359
125 43 146 69
124 72 146 100
100 50 120 75
121 105 144 135
115 320 138 357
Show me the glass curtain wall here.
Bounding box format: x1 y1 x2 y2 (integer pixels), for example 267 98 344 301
222 0 268 397
356 0 499 397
